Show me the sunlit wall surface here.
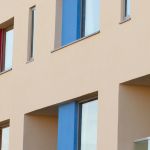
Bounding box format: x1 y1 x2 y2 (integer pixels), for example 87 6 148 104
84 0 100 36
1 127 10 150
80 99 98 150
5 29 14 71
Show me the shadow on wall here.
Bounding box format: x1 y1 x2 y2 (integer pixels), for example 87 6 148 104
118 84 150 150
23 91 98 150
23 114 58 150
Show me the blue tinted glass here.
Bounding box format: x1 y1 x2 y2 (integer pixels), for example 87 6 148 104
84 0 100 36
126 0 130 16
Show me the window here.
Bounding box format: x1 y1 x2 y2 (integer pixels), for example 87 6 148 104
78 99 98 150
0 25 14 72
30 7 36 60
60 0 100 46
81 0 100 37
0 126 10 150
119 0 130 23
124 0 130 19
134 137 150 150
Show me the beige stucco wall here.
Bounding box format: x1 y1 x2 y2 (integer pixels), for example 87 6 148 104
118 85 150 150
0 0 150 150
23 115 58 150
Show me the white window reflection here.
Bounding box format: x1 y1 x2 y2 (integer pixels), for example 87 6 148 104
84 0 100 36
80 99 98 150
1 127 10 150
125 0 130 17
5 29 14 71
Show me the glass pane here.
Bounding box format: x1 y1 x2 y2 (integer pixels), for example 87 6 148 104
84 0 100 36
126 0 130 16
134 140 148 150
1 127 10 150
5 29 14 71
31 8 36 59
80 100 98 150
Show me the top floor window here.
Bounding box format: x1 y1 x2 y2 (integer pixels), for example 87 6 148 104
30 7 36 60
125 0 130 19
0 25 14 73
119 0 130 23
59 0 100 46
27 6 36 62
81 0 100 37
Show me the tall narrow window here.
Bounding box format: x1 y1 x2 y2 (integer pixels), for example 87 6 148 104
0 26 14 72
81 0 100 37
78 99 98 150
125 0 130 19
30 7 36 60
0 126 10 150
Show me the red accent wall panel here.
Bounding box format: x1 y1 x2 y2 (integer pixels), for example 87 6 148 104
0 29 2 71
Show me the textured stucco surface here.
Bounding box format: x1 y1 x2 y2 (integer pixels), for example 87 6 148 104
0 0 150 150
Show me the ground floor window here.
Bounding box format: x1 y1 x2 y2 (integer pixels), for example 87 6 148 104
0 126 10 150
78 99 98 150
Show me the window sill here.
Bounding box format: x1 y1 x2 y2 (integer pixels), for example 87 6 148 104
119 17 131 24
26 58 34 64
0 68 12 75
51 30 100 53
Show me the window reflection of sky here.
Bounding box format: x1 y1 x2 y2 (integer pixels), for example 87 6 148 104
5 29 14 71
126 0 130 16
81 100 98 150
85 0 100 36
1 127 10 150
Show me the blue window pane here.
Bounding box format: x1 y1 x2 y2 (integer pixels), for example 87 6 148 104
80 100 98 150
61 0 81 46
84 0 100 36
5 29 14 71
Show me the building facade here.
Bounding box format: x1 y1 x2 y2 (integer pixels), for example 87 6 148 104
0 0 150 150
